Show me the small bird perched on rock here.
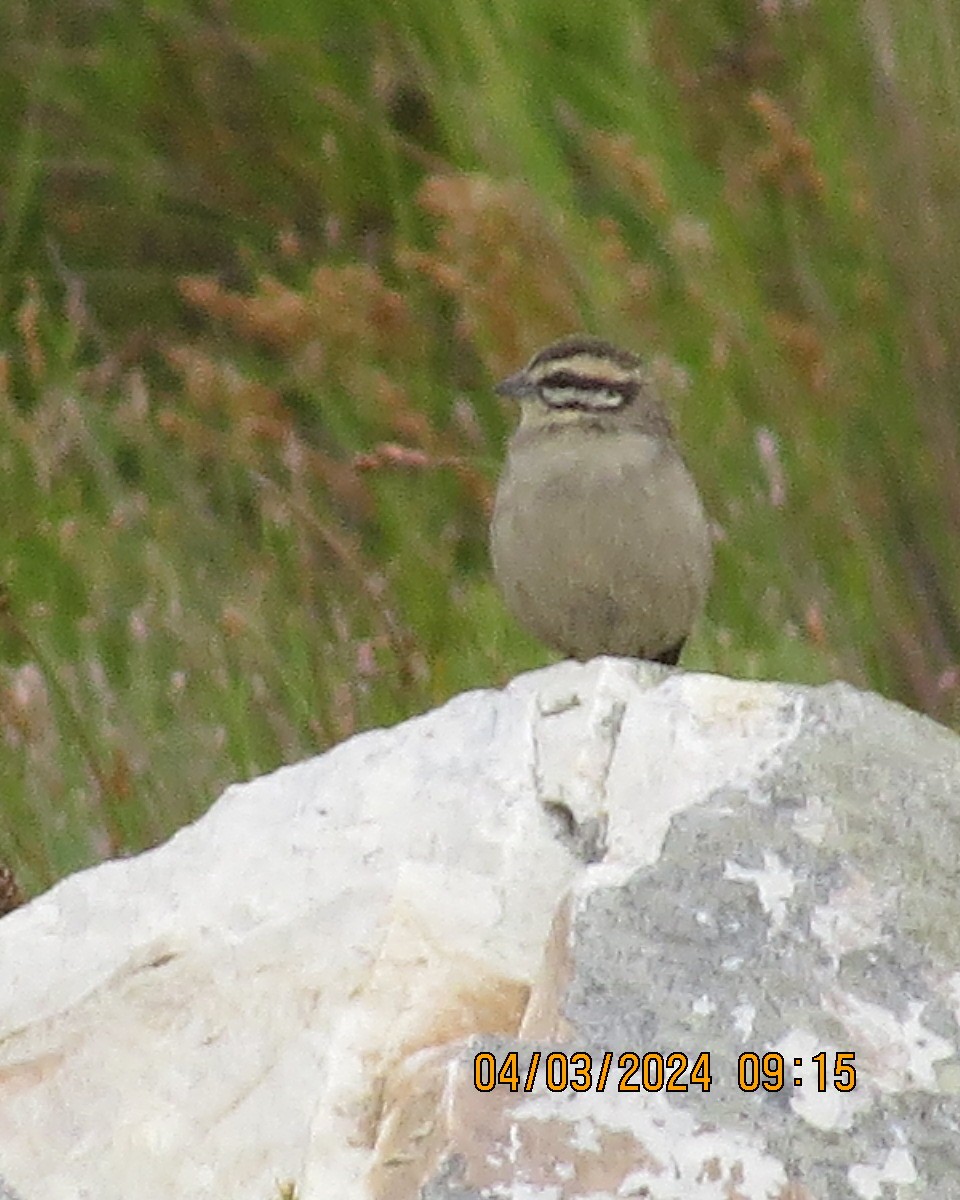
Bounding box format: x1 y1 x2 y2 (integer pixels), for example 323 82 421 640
490 335 712 666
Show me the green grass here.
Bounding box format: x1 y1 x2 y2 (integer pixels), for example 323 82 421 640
2 0 960 896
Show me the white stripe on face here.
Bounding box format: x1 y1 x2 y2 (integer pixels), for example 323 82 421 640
529 353 638 411
540 384 627 410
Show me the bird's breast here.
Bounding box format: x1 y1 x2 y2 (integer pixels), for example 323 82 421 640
490 430 711 658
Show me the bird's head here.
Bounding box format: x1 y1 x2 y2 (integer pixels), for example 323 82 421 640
495 336 672 439
495 335 643 408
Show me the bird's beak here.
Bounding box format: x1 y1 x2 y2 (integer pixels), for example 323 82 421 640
494 371 536 400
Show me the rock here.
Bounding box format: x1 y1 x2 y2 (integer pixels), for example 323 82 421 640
1 660 959 1200
0 1176 27 1200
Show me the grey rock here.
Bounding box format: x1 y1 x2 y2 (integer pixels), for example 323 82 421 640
0 1175 27 1200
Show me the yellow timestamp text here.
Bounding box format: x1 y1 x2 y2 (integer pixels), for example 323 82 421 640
473 1050 856 1094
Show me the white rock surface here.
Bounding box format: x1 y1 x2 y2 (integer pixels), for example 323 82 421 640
2 659 960 1200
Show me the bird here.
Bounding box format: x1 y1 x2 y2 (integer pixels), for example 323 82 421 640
490 335 712 666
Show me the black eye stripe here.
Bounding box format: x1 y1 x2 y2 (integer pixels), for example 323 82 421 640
538 370 637 402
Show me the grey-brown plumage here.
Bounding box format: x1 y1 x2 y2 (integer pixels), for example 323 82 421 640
490 335 712 664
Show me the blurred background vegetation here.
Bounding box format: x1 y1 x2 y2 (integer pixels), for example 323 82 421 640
2 0 960 897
